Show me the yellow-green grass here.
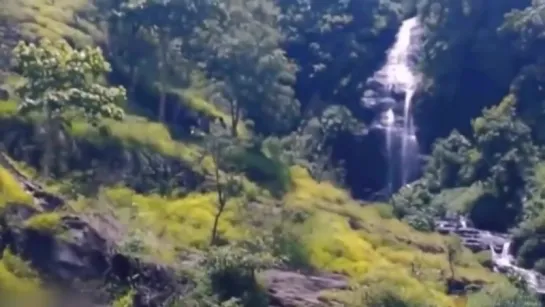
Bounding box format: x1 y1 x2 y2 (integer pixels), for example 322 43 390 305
0 99 18 118
0 249 47 306
1 97 215 174
170 87 250 138
0 96 213 173
69 114 214 173
285 166 502 281
1 0 102 46
65 165 504 306
24 212 62 234
0 166 33 208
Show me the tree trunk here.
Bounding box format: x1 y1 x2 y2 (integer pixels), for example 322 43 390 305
211 208 222 246
211 162 225 246
230 100 239 137
130 65 139 96
158 66 166 122
41 105 53 178
157 37 168 122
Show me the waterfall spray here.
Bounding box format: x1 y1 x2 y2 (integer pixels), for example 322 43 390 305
362 17 423 194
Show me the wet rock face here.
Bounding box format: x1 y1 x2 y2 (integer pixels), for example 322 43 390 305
263 269 349 307
434 218 510 252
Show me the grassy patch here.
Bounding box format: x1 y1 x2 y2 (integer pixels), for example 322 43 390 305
1 0 102 46
0 166 33 208
0 100 18 118
63 165 504 306
177 89 224 119
282 166 504 304
173 88 249 137
24 212 62 234
70 186 248 264
69 114 213 173
0 249 46 306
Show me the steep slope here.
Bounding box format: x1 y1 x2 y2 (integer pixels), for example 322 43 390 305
0 0 538 306
0 148 507 306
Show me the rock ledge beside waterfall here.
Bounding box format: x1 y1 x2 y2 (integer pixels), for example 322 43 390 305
435 217 545 294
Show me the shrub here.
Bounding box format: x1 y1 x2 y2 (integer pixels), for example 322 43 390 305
271 226 313 271
467 282 541 307
204 241 277 307
2 249 38 280
533 258 545 274
349 283 434 307
403 214 435 232
112 290 134 307
0 250 46 307
0 166 33 208
24 212 62 234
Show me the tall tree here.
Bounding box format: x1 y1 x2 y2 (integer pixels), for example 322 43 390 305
115 0 221 122
205 0 300 136
202 120 243 245
12 39 126 177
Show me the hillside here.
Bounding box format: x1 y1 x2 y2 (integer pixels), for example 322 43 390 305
0 0 545 306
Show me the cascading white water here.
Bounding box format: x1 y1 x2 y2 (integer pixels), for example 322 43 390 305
490 240 545 292
362 17 423 194
459 216 468 228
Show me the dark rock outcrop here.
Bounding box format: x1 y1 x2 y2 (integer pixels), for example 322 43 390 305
0 87 9 100
0 154 185 306
263 269 349 307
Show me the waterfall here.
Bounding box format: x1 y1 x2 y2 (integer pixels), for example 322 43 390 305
501 241 511 259
459 216 468 229
490 240 545 292
362 17 423 194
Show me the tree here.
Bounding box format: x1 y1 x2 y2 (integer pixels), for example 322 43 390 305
115 0 221 122
445 236 462 279
12 39 126 177
202 121 243 245
204 0 300 136
276 0 402 113
264 104 364 184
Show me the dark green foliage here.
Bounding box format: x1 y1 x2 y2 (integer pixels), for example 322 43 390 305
203 0 300 135
350 282 434 307
228 147 292 198
423 130 476 187
414 0 533 149
393 95 540 231
277 0 404 113
260 104 364 185
271 225 312 271
204 240 278 307
467 282 541 307
12 39 126 178
512 211 545 269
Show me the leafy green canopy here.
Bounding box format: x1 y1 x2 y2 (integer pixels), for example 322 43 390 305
12 39 126 125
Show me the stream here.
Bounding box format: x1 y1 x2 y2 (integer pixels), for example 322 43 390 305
435 217 545 293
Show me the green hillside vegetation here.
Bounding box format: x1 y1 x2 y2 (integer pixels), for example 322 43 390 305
1 0 545 306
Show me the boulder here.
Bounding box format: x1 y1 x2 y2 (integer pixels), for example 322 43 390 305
263 269 349 307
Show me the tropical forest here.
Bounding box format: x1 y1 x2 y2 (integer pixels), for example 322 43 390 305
1 0 545 306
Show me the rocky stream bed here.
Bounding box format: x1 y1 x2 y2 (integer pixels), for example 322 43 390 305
435 217 545 294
